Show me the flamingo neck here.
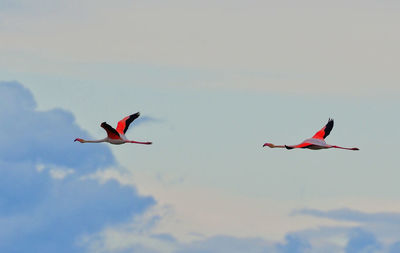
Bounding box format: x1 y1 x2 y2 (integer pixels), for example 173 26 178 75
83 138 107 143
263 143 286 148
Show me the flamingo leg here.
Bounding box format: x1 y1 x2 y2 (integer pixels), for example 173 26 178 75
128 141 152 145
332 145 359 151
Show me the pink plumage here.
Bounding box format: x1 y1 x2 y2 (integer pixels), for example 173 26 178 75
74 112 152 145
263 119 359 151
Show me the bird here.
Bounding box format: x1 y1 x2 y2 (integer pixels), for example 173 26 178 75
263 118 359 151
74 112 152 145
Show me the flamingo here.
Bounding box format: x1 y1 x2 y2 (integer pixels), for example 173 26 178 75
74 112 152 145
263 119 359 151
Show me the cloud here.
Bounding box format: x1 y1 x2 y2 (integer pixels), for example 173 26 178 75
0 81 116 169
389 242 400 253
276 234 311 253
96 232 324 253
0 81 155 252
49 167 74 179
345 228 381 253
88 206 400 253
175 236 274 253
293 208 400 225
292 208 400 252
2 0 400 95
81 167 400 253
2 80 399 253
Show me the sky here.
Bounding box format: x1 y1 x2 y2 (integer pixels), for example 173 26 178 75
1 0 400 252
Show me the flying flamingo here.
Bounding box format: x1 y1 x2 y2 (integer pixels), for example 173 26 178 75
74 112 152 145
263 119 359 151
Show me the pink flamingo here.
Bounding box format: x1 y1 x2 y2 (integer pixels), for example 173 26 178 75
263 119 359 150
74 112 152 145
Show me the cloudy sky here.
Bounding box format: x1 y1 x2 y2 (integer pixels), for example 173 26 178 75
1 0 400 252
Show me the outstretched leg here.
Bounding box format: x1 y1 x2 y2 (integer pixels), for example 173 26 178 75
128 141 152 145
332 145 359 151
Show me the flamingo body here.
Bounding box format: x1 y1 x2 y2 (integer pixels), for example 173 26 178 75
286 138 331 150
74 112 152 145
263 119 359 151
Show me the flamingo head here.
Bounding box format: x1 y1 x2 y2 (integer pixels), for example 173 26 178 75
351 147 360 151
74 138 85 143
263 143 275 148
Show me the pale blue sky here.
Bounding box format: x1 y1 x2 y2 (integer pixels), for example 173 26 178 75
1 0 400 252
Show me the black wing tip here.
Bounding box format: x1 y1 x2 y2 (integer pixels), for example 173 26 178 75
122 112 141 134
323 118 334 139
326 118 334 126
129 112 140 120
285 145 294 150
130 112 140 120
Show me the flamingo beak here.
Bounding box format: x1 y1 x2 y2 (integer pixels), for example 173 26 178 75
352 147 360 151
263 143 273 148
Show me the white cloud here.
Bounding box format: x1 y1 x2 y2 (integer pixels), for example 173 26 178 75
35 163 75 179
36 163 45 172
86 169 358 243
83 207 178 253
49 168 75 179
81 167 400 253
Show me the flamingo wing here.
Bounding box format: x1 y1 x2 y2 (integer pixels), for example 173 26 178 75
285 142 313 149
312 118 334 140
116 112 140 134
101 122 121 139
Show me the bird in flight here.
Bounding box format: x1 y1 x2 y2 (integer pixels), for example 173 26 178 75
74 112 152 145
263 119 359 151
